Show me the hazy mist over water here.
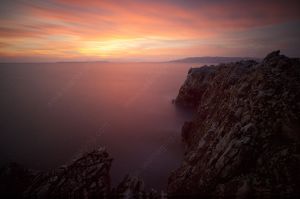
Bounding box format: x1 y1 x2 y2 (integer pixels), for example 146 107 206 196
0 62 207 189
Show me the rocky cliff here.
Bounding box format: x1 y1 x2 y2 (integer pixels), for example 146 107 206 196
168 51 300 198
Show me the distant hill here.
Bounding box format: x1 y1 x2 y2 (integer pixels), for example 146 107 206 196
169 56 258 63
55 60 109 64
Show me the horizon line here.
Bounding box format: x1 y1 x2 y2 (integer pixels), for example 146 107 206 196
0 55 261 64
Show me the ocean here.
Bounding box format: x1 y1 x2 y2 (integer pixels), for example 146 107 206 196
0 61 206 189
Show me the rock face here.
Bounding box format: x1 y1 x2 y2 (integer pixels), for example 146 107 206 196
168 51 300 198
1 148 112 198
113 175 160 199
25 148 112 198
114 175 145 198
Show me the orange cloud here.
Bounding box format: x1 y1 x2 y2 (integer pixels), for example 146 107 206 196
0 0 299 61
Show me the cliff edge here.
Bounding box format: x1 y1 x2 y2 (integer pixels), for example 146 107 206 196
169 51 300 198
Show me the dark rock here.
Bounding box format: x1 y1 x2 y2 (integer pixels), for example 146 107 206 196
0 148 160 199
181 122 193 146
263 50 281 63
24 147 112 198
0 148 112 199
168 51 300 198
175 66 218 107
113 174 160 199
115 175 144 197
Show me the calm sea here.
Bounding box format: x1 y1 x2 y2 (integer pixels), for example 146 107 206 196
0 62 206 190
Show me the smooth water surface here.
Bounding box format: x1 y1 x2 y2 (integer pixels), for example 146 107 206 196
0 62 204 189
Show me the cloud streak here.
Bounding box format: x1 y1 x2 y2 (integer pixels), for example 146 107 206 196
0 0 299 61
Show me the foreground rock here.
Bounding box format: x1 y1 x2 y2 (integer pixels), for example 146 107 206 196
113 175 160 199
25 148 112 198
1 148 112 198
0 148 160 199
169 51 300 198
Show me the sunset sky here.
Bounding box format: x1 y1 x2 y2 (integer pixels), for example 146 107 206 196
0 0 299 62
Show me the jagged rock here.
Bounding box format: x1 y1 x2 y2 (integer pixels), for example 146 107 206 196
0 148 112 198
0 148 160 199
25 147 112 198
112 174 162 199
112 175 156 199
175 65 218 107
168 51 300 198
114 175 144 198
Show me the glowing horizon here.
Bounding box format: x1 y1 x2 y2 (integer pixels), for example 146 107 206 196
0 0 299 62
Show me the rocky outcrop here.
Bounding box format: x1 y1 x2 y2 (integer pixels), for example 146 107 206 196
175 65 219 107
1 148 113 198
24 148 112 198
0 148 160 199
113 175 160 199
169 51 300 198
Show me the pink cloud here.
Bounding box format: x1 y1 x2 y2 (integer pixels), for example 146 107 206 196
0 0 299 61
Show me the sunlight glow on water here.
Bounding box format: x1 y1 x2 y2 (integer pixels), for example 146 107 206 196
0 62 204 189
